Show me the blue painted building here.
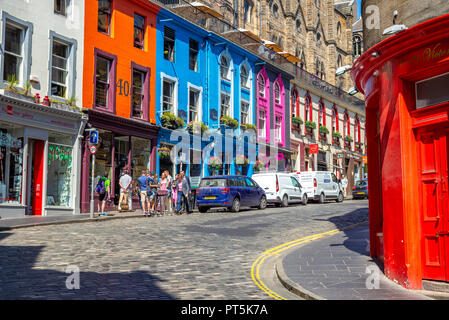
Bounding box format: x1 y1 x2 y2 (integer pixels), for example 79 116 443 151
155 7 259 186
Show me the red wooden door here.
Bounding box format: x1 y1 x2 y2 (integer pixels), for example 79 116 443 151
419 129 449 281
32 140 45 216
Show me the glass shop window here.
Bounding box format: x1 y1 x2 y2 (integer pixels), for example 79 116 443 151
0 125 23 204
131 137 151 183
416 72 449 109
47 133 73 207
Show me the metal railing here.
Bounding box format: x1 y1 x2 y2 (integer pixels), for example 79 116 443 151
153 0 365 111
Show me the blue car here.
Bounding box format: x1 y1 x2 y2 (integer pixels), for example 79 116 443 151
196 175 267 213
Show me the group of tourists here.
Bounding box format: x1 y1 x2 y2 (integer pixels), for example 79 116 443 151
95 168 193 216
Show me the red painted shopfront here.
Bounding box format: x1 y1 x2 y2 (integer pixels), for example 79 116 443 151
352 14 449 289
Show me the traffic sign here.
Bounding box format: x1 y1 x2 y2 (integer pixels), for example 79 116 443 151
89 145 97 154
89 130 99 145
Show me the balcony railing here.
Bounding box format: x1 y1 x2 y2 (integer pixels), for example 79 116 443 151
154 0 365 111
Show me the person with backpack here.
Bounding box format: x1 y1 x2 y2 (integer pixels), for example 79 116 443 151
96 171 110 216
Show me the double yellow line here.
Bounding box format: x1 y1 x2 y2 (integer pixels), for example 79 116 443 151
250 228 343 300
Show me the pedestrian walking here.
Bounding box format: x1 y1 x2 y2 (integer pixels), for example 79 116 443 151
165 170 173 213
147 171 158 215
172 174 180 214
118 168 132 212
341 174 348 198
179 171 192 214
158 172 169 215
137 169 150 215
95 171 110 216
175 174 184 214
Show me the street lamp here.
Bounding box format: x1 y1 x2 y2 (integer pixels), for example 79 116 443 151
348 86 359 96
336 65 352 76
383 24 408 36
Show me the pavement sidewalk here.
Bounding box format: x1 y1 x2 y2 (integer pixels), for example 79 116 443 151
276 224 432 300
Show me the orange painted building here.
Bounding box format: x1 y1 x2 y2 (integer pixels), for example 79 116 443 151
80 0 161 213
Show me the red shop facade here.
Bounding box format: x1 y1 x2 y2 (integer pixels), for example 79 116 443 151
352 14 449 289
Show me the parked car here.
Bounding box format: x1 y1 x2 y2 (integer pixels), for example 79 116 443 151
195 175 266 213
352 180 368 199
295 171 344 203
251 172 308 207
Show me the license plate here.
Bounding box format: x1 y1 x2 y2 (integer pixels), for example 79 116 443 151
357 192 365 194
204 196 216 200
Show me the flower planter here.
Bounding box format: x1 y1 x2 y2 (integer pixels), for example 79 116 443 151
2 88 35 103
319 132 327 143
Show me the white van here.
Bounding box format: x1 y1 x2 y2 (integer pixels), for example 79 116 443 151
294 171 344 203
252 172 308 207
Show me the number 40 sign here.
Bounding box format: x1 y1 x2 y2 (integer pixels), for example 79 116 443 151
116 79 130 96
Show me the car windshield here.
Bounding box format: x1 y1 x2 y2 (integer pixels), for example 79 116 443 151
199 178 227 188
355 181 368 187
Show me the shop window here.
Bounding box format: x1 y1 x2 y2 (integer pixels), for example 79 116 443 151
190 149 202 184
188 87 200 122
134 13 145 50
416 72 449 109
0 126 23 204
94 130 113 182
220 92 231 118
131 137 151 183
189 39 199 72
47 133 73 207
163 26 175 62
162 78 175 113
98 0 112 34
3 23 24 83
241 101 250 124
258 109 266 137
114 135 130 192
54 0 66 16
131 68 146 119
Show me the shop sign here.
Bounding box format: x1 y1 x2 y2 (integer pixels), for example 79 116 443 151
309 144 319 154
0 132 22 148
400 42 449 68
336 153 344 159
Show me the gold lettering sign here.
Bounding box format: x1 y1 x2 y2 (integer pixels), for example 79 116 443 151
401 43 449 66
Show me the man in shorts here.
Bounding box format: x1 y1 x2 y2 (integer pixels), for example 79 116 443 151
146 171 158 214
119 168 132 212
96 171 110 216
137 170 150 215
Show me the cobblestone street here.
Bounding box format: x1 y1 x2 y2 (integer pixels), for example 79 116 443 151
0 200 368 299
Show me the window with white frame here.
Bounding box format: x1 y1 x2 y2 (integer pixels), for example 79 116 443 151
291 90 297 117
258 109 266 137
220 92 231 117
274 82 281 104
275 115 282 142
51 40 69 98
162 78 175 113
240 65 249 88
258 74 265 97
241 101 249 124
220 55 230 80
3 23 24 83
189 88 200 122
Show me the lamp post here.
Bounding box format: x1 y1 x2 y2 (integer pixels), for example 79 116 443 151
85 127 98 218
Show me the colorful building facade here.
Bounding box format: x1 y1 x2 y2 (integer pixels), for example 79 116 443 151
80 0 161 213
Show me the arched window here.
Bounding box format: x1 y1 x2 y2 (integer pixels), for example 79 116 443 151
318 101 325 127
258 74 265 98
304 94 312 123
320 62 325 80
337 54 342 68
220 55 230 80
316 32 321 42
332 106 338 133
272 3 279 18
274 82 281 104
291 89 298 118
355 116 361 142
337 22 341 37
344 112 350 136
353 35 362 57
296 20 301 33
240 65 249 88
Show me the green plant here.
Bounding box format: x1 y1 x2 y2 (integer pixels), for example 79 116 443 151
67 95 77 106
345 135 353 142
305 121 316 129
332 131 342 138
158 146 171 161
6 75 18 91
208 156 222 170
319 125 329 134
23 81 32 96
234 155 249 166
240 123 257 131
292 116 303 125
253 160 265 171
186 121 208 134
161 112 185 130
220 115 238 129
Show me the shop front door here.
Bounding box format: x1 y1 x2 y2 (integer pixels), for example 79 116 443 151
28 139 45 216
419 128 449 281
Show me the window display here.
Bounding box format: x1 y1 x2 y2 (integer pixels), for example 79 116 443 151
131 137 151 182
94 130 113 179
0 127 23 204
47 133 73 207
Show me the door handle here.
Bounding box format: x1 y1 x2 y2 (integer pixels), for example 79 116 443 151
437 231 449 239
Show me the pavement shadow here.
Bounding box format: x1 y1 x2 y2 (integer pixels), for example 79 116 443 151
0 232 174 300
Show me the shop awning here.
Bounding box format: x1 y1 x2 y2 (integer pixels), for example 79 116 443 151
262 39 283 52
278 51 302 63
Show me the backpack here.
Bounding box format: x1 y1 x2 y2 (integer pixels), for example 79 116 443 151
96 177 106 193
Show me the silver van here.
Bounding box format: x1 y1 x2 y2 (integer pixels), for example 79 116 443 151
295 171 344 203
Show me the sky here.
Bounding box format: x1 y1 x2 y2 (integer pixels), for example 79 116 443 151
357 0 362 18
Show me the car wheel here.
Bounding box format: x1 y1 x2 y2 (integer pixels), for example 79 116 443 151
198 206 209 213
319 193 325 204
231 197 240 213
259 195 267 210
336 192 344 203
302 194 308 206
281 194 288 207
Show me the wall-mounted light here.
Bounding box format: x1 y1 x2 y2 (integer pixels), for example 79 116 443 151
383 24 407 36
371 52 380 58
336 65 352 76
348 86 359 96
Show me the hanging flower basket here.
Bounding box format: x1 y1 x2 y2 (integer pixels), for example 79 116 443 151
344 135 353 142
234 155 249 166
161 112 185 130
186 121 208 135
158 146 171 161
208 156 222 170
305 121 316 129
219 115 238 130
292 117 303 128
253 160 265 172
